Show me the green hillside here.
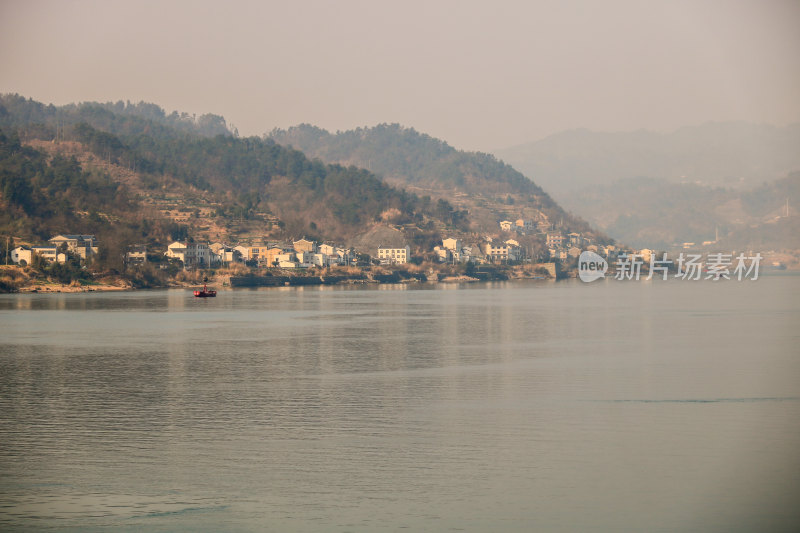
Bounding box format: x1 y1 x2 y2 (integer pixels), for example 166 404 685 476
269 123 602 240
270 123 545 195
0 95 475 255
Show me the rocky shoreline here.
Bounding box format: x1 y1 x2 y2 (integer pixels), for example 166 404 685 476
1 263 557 294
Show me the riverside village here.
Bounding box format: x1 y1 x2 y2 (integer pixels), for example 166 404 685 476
0 217 591 291
4 214 771 293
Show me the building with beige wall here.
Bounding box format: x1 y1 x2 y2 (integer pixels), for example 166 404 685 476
377 246 410 265
49 234 98 259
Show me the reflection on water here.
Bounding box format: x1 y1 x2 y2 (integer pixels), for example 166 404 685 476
1 279 799 532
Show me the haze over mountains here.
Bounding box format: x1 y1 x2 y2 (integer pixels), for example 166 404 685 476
496 123 800 249
496 122 800 195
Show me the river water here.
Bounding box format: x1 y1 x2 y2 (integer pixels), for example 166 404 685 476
1 277 799 532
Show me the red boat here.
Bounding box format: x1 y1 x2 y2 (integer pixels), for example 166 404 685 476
194 277 217 298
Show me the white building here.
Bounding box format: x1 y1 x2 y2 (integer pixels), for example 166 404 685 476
310 253 339 267
433 246 452 263
336 248 356 266
318 243 336 256
11 246 67 265
211 246 241 265
166 242 212 267
294 251 313 268
293 238 316 253
49 234 98 259
442 238 462 251
272 252 301 268
378 245 410 265
125 245 147 265
484 242 520 262
233 245 251 261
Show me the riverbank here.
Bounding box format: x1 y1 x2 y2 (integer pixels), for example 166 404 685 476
1 265 144 293
0 262 558 293
226 263 554 288
16 283 130 293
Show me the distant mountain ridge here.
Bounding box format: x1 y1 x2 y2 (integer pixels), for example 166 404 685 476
493 122 800 249
0 94 232 140
270 123 547 197
560 172 799 250
268 123 603 241
496 122 800 197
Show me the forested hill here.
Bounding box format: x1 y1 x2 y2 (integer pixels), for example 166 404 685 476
268 124 601 240
0 94 231 140
269 124 549 198
0 95 486 256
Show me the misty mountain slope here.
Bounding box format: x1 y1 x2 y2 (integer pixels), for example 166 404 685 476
269 123 605 240
561 172 800 249
270 123 547 195
0 94 232 140
496 122 800 197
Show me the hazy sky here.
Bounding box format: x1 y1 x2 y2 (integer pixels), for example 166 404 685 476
1 0 799 151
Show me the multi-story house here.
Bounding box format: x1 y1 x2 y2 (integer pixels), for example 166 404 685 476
433 246 451 263
310 253 338 267
546 232 565 248
264 247 288 267
49 234 99 259
568 232 583 246
166 242 212 267
233 245 251 261
212 246 241 265
293 238 316 253
318 243 336 256
378 246 410 265
247 245 268 263
11 246 67 265
275 252 298 268
442 238 462 251
336 248 356 266
484 242 520 263
125 245 148 265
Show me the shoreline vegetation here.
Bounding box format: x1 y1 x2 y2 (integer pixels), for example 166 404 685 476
0 262 558 294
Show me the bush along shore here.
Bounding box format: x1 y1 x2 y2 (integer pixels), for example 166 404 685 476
0 262 558 294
